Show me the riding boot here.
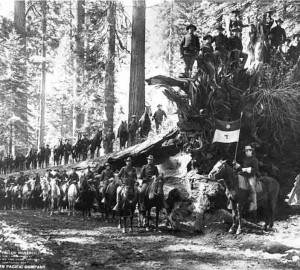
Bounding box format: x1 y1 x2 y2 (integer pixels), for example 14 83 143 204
249 193 257 211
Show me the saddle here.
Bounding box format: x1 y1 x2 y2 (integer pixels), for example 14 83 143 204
237 175 263 193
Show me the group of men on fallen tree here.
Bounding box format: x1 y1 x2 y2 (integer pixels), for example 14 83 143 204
180 9 300 83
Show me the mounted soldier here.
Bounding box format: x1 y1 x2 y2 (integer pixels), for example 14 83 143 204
198 34 221 89
180 24 200 78
152 104 167 134
16 171 26 196
64 139 72 165
228 27 248 69
269 18 286 50
233 145 259 214
139 155 159 212
128 115 139 147
100 162 115 204
67 167 80 196
113 157 137 211
5 175 15 197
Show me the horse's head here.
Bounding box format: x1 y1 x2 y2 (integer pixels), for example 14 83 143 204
152 174 164 196
208 160 227 180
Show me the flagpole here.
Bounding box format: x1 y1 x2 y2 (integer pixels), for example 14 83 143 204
233 112 243 163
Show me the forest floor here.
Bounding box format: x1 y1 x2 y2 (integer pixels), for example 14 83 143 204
1 184 300 270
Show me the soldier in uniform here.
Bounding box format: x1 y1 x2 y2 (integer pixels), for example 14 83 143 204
264 10 275 37
228 27 248 69
64 139 72 165
139 155 159 212
199 34 221 89
213 24 229 73
16 171 26 196
81 134 90 161
104 127 115 154
33 172 41 186
67 167 80 195
152 104 167 134
229 9 245 35
5 175 15 197
233 145 259 213
180 24 200 78
269 18 286 50
54 169 63 186
100 162 115 203
86 165 94 180
113 157 137 211
45 144 51 167
61 169 69 184
128 115 139 147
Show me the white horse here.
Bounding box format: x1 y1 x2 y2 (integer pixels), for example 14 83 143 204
40 177 50 211
67 183 78 216
49 178 61 217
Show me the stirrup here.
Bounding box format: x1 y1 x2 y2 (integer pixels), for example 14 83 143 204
112 204 119 211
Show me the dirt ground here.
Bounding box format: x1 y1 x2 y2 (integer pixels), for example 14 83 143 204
1 205 300 270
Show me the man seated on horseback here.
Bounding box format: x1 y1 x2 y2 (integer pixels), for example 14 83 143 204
16 171 26 196
128 115 139 147
5 175 15 197
197 34 221 89
233 145 259 212
34 172 40 185
113 157 137 211
228 27 248 69
67 167 80 200
139 155 159 212
100 162 115 203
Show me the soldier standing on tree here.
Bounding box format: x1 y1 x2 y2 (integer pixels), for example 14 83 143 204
45 144 51 167
152 104 167 134
128 115 139 147
81 134 90 160
180 24 200 78
103 127 115 154
64 139 72 165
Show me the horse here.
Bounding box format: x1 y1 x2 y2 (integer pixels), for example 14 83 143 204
102 177 120 222
49 178 61 216
72 134 83 162
139 106 152 140
118 184 138 233
21 179 36 209
90 129 103 159
40 177 50 211
208 160 279 234
67 183 78 216
117 121 129 150
139 174 165 231
79 178 94 219
31 182 43 209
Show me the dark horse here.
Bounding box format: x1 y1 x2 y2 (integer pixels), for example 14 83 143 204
79 178 94 219
117 121 129 150
90 129 103 159
118 185 138 233
139 106 152 140
102 179 119 222
208 160 279 234
139 174 165 231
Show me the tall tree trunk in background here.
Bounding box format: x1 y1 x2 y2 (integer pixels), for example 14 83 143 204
104 0 116 130
14 0 28 144
73 0 85 136
128 0 145 122
38 0 47 149
168 2 174 77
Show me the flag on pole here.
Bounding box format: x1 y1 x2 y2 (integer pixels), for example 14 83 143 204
212 117 241 144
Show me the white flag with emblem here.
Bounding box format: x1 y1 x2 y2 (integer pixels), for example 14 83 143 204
212 117 241 144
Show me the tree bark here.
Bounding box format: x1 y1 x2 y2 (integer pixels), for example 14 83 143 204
128 0 145 122
104 0 116 130
73 0 85 135
14 0 28 144
38 0 47 149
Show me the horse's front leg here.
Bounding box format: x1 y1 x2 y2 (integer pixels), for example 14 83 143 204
118 216 122 229
50 198 54 217
129 214 134 233
146 209 151 231
122 217 127 234
229 203 237 234
155 207 160 230
236 203 243 235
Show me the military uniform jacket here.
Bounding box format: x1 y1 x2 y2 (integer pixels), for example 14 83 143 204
64 143 72 154
100 169 114 182
229 19 244 31
45 148 51 157
270 26 286 45
241 156 259 178
180 33 200 56
118 165 137 187
128 121 139 134
105 131 115 142
213 34 229 51
86 170 94 180
82 138 90 148
7 177 15 186
140 164 159 183
153 109 167 124
69 172 79 183
17 175 26 185
228 36 243 51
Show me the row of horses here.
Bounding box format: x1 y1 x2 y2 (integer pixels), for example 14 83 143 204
1 174 166 233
